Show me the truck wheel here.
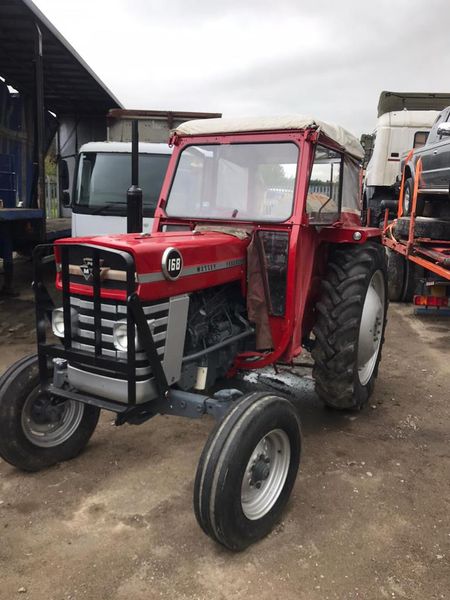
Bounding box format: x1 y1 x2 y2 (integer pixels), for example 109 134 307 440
194 392 301 551
312 242 388 410
0 355 100 472
386 248 405 302
395 216 450 241
403 178 424 216
401 260 424 302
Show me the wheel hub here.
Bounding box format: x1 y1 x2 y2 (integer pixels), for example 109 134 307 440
241 429 291 520
21 387 85 448
357 270 386 386
404 187 411 214
250 454 271 486
29 395 65 425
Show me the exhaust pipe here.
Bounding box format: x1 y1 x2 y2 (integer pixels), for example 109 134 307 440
127 119 143 233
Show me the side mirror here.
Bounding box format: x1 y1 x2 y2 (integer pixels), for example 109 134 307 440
437 122 450 137
62 190 71 207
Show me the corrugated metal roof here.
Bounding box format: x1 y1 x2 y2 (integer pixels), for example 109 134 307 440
0 0 122 115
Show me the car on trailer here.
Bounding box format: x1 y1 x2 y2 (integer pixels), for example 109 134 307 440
384 154 450 310
0 115 388 551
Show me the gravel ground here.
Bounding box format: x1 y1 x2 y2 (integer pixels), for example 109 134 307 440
0 259 449 600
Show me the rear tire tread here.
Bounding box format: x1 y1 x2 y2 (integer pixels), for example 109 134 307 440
312 242 388 409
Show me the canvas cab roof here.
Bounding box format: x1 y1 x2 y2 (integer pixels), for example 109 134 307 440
173 115 364 159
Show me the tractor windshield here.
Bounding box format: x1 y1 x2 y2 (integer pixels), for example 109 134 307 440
166 142 299 222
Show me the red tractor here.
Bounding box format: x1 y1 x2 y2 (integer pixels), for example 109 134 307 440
0 116 387 550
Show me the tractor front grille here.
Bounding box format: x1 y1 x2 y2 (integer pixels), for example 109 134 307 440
69 295 169 381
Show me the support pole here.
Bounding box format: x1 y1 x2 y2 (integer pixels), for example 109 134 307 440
34 24 45 219
127 120 143 233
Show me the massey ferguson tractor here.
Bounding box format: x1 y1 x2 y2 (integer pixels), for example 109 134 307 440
0 116 387 551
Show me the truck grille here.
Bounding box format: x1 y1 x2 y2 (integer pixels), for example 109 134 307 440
69 295 169 380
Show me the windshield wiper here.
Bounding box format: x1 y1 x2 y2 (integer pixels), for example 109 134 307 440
89 201 128 215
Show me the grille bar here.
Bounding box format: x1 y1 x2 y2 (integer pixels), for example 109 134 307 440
70 295 169 382
61 246 72 349
93 252 101 356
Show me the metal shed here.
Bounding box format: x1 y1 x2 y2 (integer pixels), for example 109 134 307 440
0 0 122 293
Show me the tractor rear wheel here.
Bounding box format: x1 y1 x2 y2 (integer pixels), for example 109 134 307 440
194 392 301 551
312 241 388 410
0 355 100 472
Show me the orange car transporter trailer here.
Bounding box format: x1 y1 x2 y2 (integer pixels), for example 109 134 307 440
383 156 450 313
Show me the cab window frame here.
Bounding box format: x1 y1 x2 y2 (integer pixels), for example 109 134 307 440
165 140 300 223
306 143 344 225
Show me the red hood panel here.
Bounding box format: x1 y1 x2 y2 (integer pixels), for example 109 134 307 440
55 231 250 300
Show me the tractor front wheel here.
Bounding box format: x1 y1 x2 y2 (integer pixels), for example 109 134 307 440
0 355 100 472
194 392 301 551
312 241 388 410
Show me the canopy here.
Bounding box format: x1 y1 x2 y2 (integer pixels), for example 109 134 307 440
0 0 122 115
174 115 364 160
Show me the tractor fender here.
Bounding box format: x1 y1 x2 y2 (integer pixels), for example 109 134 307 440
318 227 381 245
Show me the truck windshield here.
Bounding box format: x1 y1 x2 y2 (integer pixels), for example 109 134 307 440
166 142 299 222
73 152 170 216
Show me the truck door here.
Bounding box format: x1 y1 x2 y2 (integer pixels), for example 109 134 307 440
421 109 450 192
434 109 450 191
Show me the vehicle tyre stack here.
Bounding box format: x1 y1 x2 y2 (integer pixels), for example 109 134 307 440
395 216 450 241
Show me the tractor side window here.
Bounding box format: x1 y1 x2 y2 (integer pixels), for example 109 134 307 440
258 230 289 316
306 146 342 224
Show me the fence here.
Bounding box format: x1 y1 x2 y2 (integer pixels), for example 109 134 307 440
45 176 59 219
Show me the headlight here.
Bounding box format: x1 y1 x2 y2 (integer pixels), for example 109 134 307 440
52 307 78 338
113 319 155 352
113 320 130 351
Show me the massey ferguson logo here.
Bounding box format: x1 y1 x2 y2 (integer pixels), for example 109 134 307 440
162 247 183 281
79 257 107 282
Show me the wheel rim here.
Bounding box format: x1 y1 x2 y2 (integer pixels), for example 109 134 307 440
404 185 411 214
21 387 84 448
357 270 385 386
241 429 291 521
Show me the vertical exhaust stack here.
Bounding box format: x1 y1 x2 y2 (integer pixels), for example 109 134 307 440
127 119 143 233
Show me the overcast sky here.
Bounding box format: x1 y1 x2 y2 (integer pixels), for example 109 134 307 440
34 0 450 136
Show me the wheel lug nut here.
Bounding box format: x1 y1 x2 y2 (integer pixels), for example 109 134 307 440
264 457 270 463
255 482 262 489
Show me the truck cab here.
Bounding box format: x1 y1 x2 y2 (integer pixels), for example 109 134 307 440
364 110 437 224
70 141 172 236
363 91 450 226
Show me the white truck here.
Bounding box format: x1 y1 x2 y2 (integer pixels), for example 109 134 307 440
363 91 450 226
70 141 172 236
60 109 221 236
